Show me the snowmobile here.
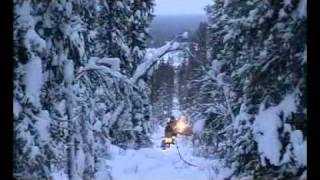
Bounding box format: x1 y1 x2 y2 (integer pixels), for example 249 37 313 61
161 116 192 150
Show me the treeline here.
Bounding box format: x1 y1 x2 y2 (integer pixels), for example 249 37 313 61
148 14 206 47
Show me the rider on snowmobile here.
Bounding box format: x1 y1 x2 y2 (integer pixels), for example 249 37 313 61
165 116 177 138
161 115 193 149
161 116 177 149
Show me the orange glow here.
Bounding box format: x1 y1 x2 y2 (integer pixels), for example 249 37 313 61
175 120 188 133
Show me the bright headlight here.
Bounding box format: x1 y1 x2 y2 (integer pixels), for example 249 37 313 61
175 120 187 133
164 137 173 143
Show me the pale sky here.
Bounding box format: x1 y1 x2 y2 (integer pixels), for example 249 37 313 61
154 0 213 15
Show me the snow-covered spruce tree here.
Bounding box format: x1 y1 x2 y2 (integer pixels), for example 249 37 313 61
150 60 175 125
191 0 306 179
177 22 209 116
176 21 231 159
129 0 155 72
13 1 79 179
94 0 154 76
14 0 155 179
95 0 133 75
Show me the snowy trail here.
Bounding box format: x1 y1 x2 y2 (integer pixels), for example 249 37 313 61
109 126 213 180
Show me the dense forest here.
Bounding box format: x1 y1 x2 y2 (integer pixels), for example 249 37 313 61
177 0 307 179
13 0 306 179
14 0 156 179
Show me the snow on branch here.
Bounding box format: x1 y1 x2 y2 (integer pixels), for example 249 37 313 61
130 41 188 84
109 101 125 128
88 57 120 72
253 93 298 166
76 58 126 81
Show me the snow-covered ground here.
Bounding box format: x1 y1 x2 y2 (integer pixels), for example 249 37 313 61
110 126 214 180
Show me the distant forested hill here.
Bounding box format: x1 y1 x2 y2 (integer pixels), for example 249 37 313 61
149 14 207 47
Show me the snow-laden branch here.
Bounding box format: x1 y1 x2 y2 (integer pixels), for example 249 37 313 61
88 57 120 72
75 58 129 82
109 101 125 128
130 41 188 84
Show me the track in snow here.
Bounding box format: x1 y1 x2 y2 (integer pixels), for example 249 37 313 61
110 126 213 180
